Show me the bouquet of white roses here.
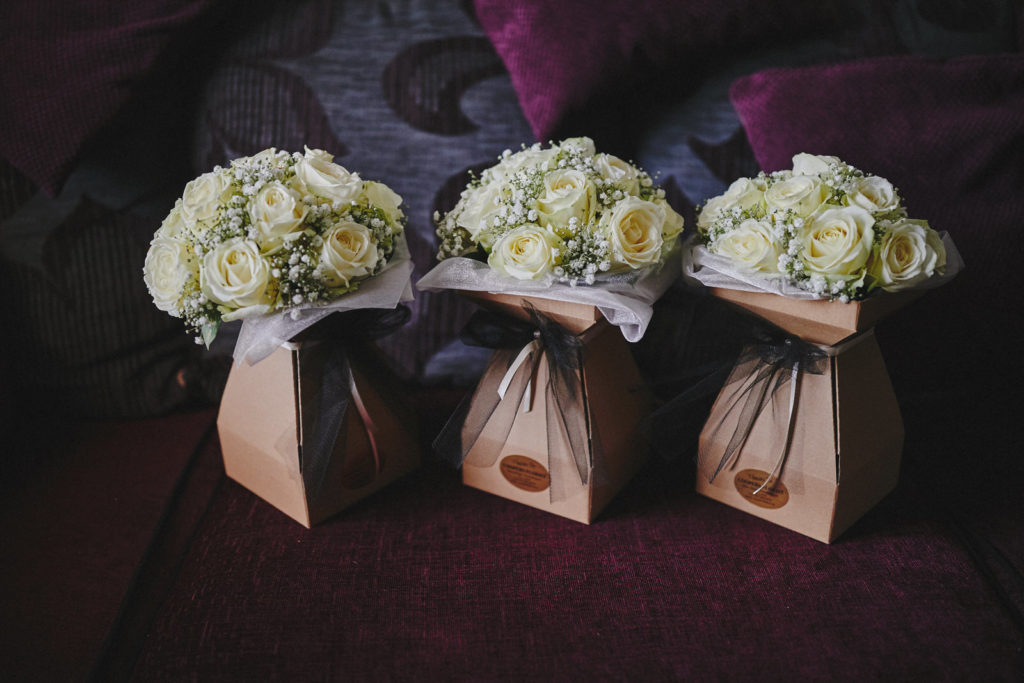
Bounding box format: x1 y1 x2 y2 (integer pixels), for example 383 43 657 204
421 137 684 342
435 136 683 284
143 147 410 353
691 153 953 301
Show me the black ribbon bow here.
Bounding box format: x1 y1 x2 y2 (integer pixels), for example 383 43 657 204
698 324 829 489
433 301 594 501
297 306 410 505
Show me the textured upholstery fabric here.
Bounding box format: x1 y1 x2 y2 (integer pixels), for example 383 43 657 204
0 409 217 682
4 1 1024 680
131 446 1022 680
0 0 235 194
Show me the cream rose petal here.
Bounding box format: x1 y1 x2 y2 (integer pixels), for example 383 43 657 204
200 238 272 311
487 224 563 280
800 206 875 279
143 237 196 315
765 175 827 217
871 219 946 291
320 220 380 288
605 196 665 269
712 219 779 273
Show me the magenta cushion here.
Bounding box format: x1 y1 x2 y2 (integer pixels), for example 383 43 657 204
473 0 837 141
730 54 1024 393
0 0 230 194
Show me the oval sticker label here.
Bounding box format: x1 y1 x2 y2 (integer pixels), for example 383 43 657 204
734 469 789 509
500 455 550 493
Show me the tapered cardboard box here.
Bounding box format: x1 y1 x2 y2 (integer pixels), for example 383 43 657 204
697 290 907 542
458 292 653 524
217 340 419 527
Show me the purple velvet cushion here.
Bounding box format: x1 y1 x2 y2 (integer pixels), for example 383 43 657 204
473 0 835 141
0 0 229 194
730 54 1024 392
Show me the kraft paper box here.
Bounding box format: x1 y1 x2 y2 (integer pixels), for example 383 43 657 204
696 290 906 543
708 286 920 345
217 340 419 528
458 292 653 524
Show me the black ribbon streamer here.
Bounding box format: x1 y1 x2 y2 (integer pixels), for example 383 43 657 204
699 324 829 486
433 301 593 500
296 306 410 506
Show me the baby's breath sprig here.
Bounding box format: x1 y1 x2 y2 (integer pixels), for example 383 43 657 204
552 216 611 286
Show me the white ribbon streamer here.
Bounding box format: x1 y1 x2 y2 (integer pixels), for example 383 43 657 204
497 337 541 413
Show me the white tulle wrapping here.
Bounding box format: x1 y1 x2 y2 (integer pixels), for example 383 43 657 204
682 232 963 297
416 243 682 342
233 236 415 365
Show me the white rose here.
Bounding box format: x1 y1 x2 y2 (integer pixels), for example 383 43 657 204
200 238 272 318
800 206 875 279
711 219 779 273
361 181 404 224
593 153 640 194
765 175 828 217
870 219 946 292
791 153 841 177
249 182 308 253
487 224 563 280
156 200 187 239
848 175 899 214
456 182 504 242
320 220 380 288
656 198 685 240
302 146 334 163
559 136 597 157
603 196 665 269
491 145 558 181
293 149 362 204
180 171 232 229
143 237 196 316
242 147 288 166
697 177 765 230
535 169 596 234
